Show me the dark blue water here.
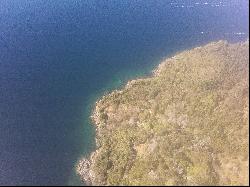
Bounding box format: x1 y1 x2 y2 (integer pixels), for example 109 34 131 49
0 0 248 185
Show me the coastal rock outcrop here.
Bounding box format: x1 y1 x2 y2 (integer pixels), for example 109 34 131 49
77 40 249 186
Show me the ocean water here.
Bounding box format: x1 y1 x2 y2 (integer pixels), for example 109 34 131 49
0 0 248 185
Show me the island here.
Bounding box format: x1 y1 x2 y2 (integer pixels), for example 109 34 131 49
76 40 249 186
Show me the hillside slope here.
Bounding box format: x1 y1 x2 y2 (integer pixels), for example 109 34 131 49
77 40 249 186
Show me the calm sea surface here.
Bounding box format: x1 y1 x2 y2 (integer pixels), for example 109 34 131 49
0 0 248 185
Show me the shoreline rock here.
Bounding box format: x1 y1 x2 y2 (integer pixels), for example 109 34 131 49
76 39 249 186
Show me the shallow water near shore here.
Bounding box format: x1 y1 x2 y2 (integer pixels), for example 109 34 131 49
0 0 248 185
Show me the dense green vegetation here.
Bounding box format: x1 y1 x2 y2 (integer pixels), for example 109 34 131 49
77 40 249 186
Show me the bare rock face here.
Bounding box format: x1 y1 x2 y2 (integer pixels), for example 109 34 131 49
76 158 93 185
77 40 249 186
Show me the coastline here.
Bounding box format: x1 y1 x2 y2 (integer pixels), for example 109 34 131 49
76 39 249 185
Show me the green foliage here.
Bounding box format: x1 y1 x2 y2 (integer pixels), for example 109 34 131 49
89 40 249 185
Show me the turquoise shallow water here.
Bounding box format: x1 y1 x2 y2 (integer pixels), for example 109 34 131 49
0 0 248 185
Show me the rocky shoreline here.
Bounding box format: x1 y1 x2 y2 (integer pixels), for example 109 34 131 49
76 40 249 186
76 83 143 185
